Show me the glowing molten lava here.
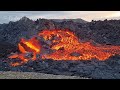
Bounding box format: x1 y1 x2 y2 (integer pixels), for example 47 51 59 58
9 37 41 62
9 29 120 66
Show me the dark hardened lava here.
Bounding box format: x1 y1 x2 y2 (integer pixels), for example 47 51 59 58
1 56 120 79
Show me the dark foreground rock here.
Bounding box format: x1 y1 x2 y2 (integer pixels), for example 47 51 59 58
0 56 120 79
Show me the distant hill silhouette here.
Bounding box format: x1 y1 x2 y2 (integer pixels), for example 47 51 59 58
50 18 88 23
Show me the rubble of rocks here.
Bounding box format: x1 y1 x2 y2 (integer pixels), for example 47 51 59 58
1 17 120 79
1 56 120 79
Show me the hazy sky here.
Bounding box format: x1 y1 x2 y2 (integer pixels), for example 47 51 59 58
0 11 120 24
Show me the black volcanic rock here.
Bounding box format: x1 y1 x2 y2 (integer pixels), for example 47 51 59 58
88 20 120 45
0 17 120 47
0 42 18 58
1 57 120 79
0 17 36 45
70 52 81 57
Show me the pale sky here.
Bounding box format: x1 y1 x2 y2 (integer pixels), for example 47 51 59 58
0 11 120 24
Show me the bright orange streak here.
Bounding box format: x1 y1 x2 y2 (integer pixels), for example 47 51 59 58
24 42 40 53
10 62 23 67
18 43 26 53
8 54 19 59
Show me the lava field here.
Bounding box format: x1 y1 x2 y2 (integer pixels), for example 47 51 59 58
1 17 120 79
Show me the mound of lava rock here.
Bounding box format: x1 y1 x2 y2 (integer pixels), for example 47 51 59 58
1 56 120 79
1 17 120 79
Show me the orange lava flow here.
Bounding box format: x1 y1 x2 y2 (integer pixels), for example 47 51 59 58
39 29 120 61
8 29 120 65
9 36 41 62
